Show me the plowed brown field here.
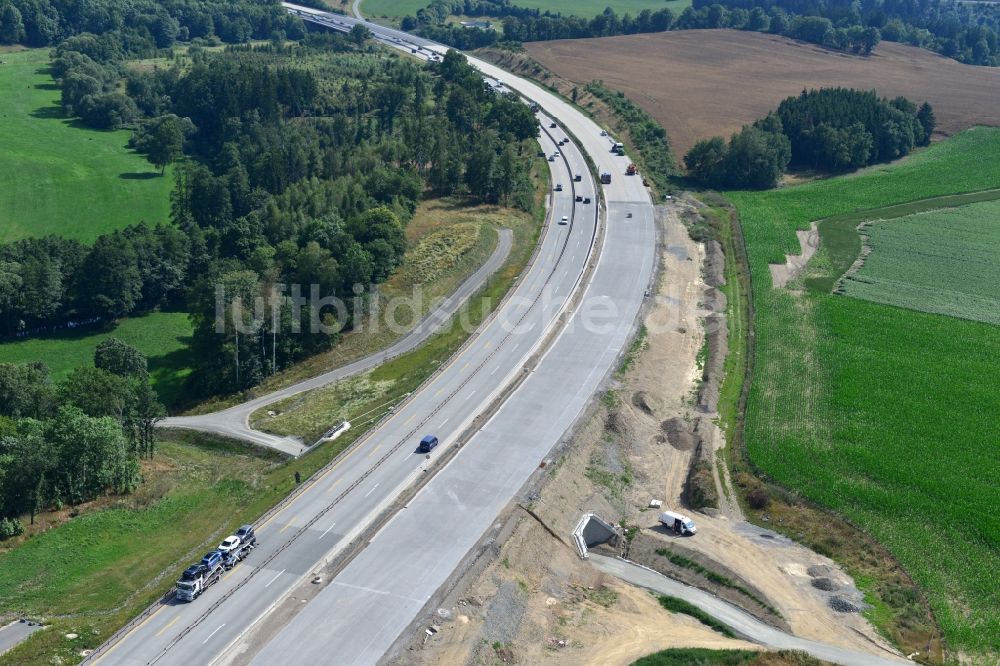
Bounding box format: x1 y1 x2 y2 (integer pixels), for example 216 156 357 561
525 29 1000 157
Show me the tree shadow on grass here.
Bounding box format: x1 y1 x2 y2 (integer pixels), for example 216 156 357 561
30 104 64 120
148 338 196 411
120 172 160 180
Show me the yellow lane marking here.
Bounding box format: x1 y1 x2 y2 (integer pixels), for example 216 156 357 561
367 444 382 458
155 615 180 638
95 605 165 662
325 478 343 495
278 515 300 534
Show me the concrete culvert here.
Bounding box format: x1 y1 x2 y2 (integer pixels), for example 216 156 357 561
812 577 838 591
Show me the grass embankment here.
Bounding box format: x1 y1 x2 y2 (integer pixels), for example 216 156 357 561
253 188 545 441
0 312 194 407
0 161 549 666
632 648 822 666
726 127 1000 659
0 49 171 243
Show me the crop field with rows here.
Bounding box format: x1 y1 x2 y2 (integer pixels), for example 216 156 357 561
841 200 1000 325
727 127 1000 657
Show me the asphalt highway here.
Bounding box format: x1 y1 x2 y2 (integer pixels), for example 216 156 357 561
92 40 619 664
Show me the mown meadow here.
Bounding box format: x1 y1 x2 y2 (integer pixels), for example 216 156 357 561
0 49 171 243
727 127 1000 657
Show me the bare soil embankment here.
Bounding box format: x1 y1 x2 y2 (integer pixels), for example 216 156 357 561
526 30 1000 157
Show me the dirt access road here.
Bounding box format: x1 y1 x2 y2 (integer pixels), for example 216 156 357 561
526 29 1000 157
389 199 900 665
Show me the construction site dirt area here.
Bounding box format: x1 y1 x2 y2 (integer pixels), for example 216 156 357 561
525 30 1000 157
389 200 900 666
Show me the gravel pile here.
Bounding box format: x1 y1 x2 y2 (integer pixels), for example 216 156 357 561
829 596 862 613
811 577 838 591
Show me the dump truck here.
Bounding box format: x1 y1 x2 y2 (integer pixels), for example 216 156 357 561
600 172 612 184
626 163 638 176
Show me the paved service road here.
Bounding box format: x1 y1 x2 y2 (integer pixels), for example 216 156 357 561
589 554 909 666
0 620 43 656
159 227 513 456
93 39 612 664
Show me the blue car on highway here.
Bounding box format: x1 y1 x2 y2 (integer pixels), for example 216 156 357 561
417 435 439 453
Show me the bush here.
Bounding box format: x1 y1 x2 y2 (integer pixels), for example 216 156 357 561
747 487 770 510
0 517 25 540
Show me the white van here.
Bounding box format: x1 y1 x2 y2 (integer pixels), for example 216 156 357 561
659 511 697 536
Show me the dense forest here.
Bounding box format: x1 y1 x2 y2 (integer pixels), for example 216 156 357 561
2 38 538 397
684 88 935 188
401 0 997 65
0 338 164 537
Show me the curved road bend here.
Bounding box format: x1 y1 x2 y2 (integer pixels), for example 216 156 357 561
244 11 658 666
93 93 605 666
159 228 513 456
590 554 908 666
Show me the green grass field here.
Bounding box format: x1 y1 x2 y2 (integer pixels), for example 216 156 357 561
840 199 1000 325
0 312 194 407
727 127 1000 657
0 49 172 244
361 0 691 20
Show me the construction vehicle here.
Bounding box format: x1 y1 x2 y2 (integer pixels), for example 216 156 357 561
600 172 612 184
626 163 638 176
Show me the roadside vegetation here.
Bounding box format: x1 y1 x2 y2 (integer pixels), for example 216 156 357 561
656 595 737 638
727 127 1000 658
632 648 822 666
0 49 171 243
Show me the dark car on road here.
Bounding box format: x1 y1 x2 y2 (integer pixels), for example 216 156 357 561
417 435 439 453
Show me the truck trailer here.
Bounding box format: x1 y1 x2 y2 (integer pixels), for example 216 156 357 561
175 526 258 601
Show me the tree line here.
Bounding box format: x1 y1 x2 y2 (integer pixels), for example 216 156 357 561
1 32 539 398
698 0 1000 66
400 0 997 66
684 88 935 189
0 0 302 50
0 339 164 538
